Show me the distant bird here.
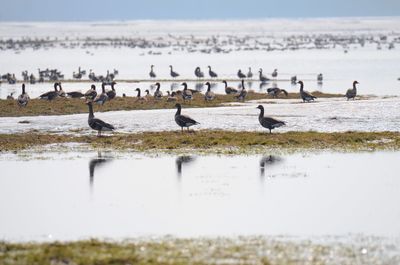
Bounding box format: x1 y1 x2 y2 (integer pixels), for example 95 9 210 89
235 80 247 101
39 82 59 100
204 82 215 101
271 69 278 78
106 81 117 100
135 88 147 102
149 65 156 78
291 75 297 84
222 80 238 94
166 91 177 102
256 105 285 134
84 84 97 100
195 67 204 78
144 89 151 98
297 81 316 102
317 73 323 82
237 69 246 79
86 101 114 137
94 83 108 105
259 69 270 82
247 67 253 78
267 87 288 98
345 81 359 100
174 103 200 132
208 66 218 78
17 83 30 107
57 83 66 97
181 82 193 101
170 65 180 78
154 82 163 99
6 92 14 100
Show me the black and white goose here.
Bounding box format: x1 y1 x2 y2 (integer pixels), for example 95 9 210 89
170 65 180 78
149 65 156 78
17 83 30 107
345 80 359 100
208 66 218 78
174 103 200 132
247 67 253 78
39 82 59 100
86 101 115 137
204 82 215 101
135 88 147 102
298 80 316 102
106 81 117 100
181 82 193 101
259 69 270 82
93 83 108 105
237 69 246 79
57 83 66 97
267 87 288 98
257 105 285 134
154 82 163 99
67 90 85 98
271 69 278 78
195 67 204 78
235 80 247 101
222 80 238 94
84 84 97 100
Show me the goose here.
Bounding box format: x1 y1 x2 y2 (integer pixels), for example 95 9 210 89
84 84 97 100
135 88 147 102
154 82 163 99
106 81 117 100
222 80 238 94
174 103 199 132
298 80 316 102
181 82 193 101
57 83 66 97
259 69 270 82
195 67 204 78
247 67 253 78
291 75 297 84
204 82 215 101
149 65 156 78
317 73 323 82
267 87 288 98
208 66 218 78
67 90 85 98
235 80 247 101
271 69 278 78
93 83 108 105
17 83 30 107
144 89 151 99
256 105 285 133
167 91 177 102
237 69 246 79
86 101 114 137
170 65 180 78
345 81 359 100
39 82 59 100
7 92 14 100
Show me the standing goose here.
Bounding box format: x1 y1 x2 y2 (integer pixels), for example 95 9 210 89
271 69 278 79
208 66 218 78
204 82 215 101
195 67 204 78
235 80 247 101
345 81 359 100
84 84 97 100
298 80 317 102
106 81 117 100
149 65 156 78
135 88 147 102
247 67 253 78
174 103 200 132
86 101 115 137
170 65 180 78
93 83 108 105
222 80 238 94
154 82 163 99
57 83 66 97
17 83 30 107
181 82 193 101
39 82 59 100
237 69 246 79
256 105 285 134
259 69 270 82
267 87 288 98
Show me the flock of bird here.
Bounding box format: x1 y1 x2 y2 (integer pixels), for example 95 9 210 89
13 79 359 135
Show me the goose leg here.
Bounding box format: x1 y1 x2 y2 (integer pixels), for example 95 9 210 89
269 129 272 134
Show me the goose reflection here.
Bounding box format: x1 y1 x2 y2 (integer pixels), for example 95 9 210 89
259 82 269 90
260 155 283 177
195 82 204 91
89 152 112 186
176 155 196 178
170 82 180 90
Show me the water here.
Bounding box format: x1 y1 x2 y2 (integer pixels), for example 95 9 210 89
0 151 399 241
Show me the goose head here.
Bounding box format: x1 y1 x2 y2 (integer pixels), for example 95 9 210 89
91 84 96 90
175 103 181 109
353 80 359 85
297 80 304 86
181 82 188 89
155 82 160 89
256 105 264 110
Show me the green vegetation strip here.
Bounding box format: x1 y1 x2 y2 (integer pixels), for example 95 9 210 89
0 131 399 152
0 91 342 117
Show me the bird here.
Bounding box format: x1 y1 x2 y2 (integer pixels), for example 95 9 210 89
204 82 215 101
271 69 278 78
149 65 156 78
247 67 253 78
106 81 117 100
17 83 30 107
237 69 246 79
166 91 177 102
84 84 97 100
39 82 59 100
297 80 317 102
222 80 238 94
135 88 147 102
86 101 115 137
208 66 218 78
256 105 285 134
181 82 193 101
291 75 297 84
67 90 85 98
154 82 163 99
174 103 200 132
6 92 14 100
144 89 151 98
57 83 66 97
259 69 270 82
170 65 180 78
345 81 359 100
93 83 108 105
194 67 204 78
317 73 323 82
235 80 247 101
267 87 288 98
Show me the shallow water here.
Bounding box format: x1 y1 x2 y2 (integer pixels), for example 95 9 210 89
0 151 399 241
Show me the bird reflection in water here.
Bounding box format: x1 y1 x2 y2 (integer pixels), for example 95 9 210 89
89 151 112 187
259 155 283 177
259 81 269 91
175 156 196 178
170 82 180 91
195 82 204 91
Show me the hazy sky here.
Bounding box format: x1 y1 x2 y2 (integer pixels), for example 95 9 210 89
0 0 399 21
